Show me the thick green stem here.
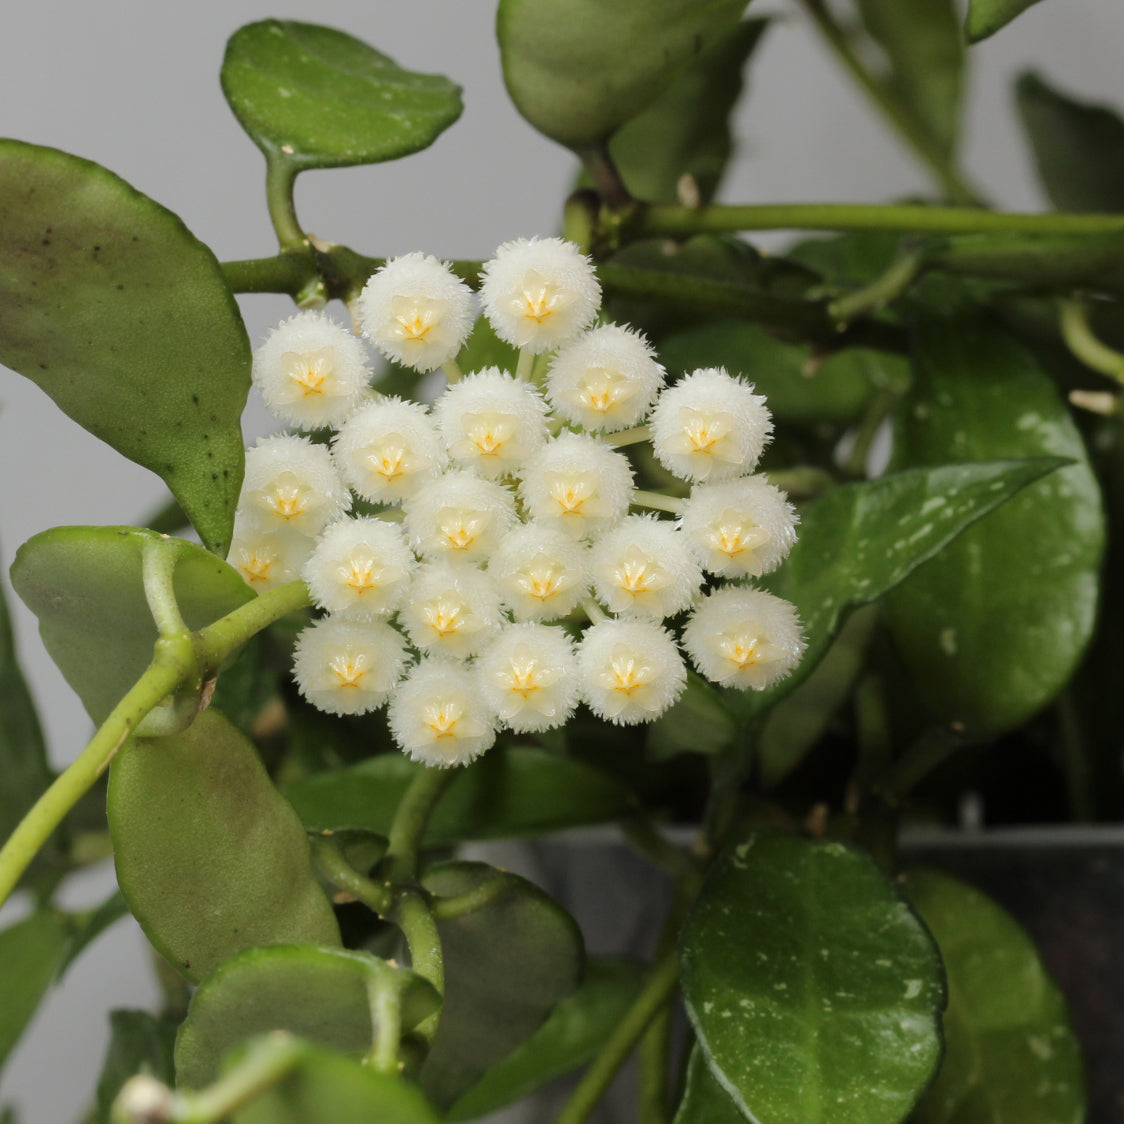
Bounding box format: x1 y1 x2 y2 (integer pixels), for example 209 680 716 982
365 975 404 1076
637 1006 672 1124
195 580 311 671
555 950 681 1124
637 202 1124 240
0 634 195 910
829 250 929 327
265 158 307 253
430 877 513 922
310 836 393 915
631 490 684 515
797 0 979 204
384 767 457 877
141 539 188 637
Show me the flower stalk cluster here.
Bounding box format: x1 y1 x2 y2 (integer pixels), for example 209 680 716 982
229 238 805 768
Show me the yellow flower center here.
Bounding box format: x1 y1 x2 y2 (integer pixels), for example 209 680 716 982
707 513 769 560
239 551 274 585
329 653 368 689
266 484 310 521
517 558 568 602
423 597 467 638
437 509 487 551
423 702 463 739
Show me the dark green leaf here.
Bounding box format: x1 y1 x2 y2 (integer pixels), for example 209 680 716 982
230 1040 440 1124
787 230 904 290
607 20 768 205
966 0 1050 43
854 0 963 159
449 958 645 1120
757 605 878 788
108 709 340 984
221 21 462 171
0 551 53 862
497 0 751 150
648 672 737 760
885 318 1104 734
1017 73 1124 213
59 892 129 976
283 745 635 843
906 869 1085 1123
0 140 249 553
11 526 254 726
673 1047 748 1124
737 457 1066 722
680 832 945 1124
175 944 440 1088
0 911 67 1073
419 862 584 1108
93 1010 177 1124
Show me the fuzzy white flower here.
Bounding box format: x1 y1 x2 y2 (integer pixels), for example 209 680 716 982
578 619 686 725
292 617 409 716
433 367 549 477
404 470 517 559
590 515 702 619
238 435 349 536
546 323 664 432
488 523 588 621
252 311 371 430
228 522 314 590
519 432 633 540
302 517 414 618
357 252 475 373
680 477 798 578
649 368 772 483
333 398 447 505
477 623 579 733
398 561 504 659
480 237 601 353
388 659 497 767
682 587 805 690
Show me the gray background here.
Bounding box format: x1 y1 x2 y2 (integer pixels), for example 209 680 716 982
0 0 1120 1119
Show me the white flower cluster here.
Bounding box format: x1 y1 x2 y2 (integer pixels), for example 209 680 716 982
229 238 805 769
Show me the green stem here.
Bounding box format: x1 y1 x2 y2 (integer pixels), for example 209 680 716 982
365 975 404 1076
392 890 444 1044
828 249 929 327
0 634 195 910
443 357 464 384
265 157 307 252
844 389 899 478
637 202 1124 240
881 726 965 803
195 580 311 671
555 950 681 1124
223 253 318 296
384 767 457 877
796 0 979 204
765 466 837 499
607 425 651 448
581 597 608 625
622 818 696 882
631 490 684 515
430 877 513 922
170 1033 304 1123
141 538 188 637
1056 689 1095 823
516 348 535 382
310 836 393 915
637 1006 671 1124
1059 298 1124 385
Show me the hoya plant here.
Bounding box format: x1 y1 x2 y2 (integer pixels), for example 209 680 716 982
0 1 1117 1122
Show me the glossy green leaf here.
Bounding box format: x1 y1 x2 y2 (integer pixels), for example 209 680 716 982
607 20 768 204
854 0 963 159
283 746 635 843
11 526 254 726
221 21 462 170
230 1040 440 1124
419 862 584 1108
175 944 439 1088
967 0 1050 43
93 1010 177 1124
0 911 68 1072
497 0 750 150
108 709 340 985
680 832 945 1124
673 1047 747 1124
1017 73 1124 213
787 230 904 290
0 140 249 553
906 869 1085 1123
736 457 1066 722
0 553 53 862
885 318 1104 734
449 958 645 1120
